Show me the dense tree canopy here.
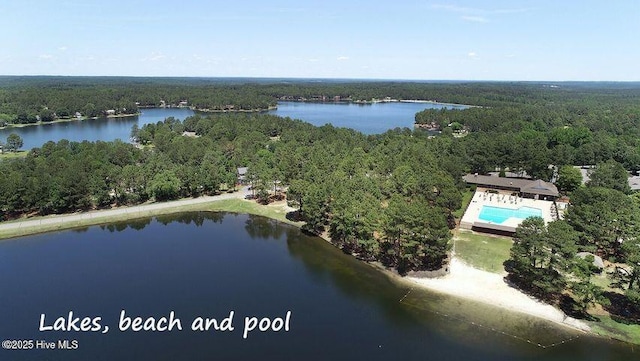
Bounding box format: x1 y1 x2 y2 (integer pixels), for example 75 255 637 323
0 114 462 273
556 165 583 193
565 187 640 259
2 78 640 303
587 160 632 194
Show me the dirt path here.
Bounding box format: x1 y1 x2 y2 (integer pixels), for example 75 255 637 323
0 186 251 232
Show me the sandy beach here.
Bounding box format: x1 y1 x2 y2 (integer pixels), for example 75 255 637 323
407 257 590 332
0 190 591 334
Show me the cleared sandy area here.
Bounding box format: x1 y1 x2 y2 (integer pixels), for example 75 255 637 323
407 257 590 332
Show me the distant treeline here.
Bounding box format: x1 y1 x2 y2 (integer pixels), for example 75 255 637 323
1 112 639 306
5 76 640 128
0 77 276 125
415 86 640 175
1 78 639 316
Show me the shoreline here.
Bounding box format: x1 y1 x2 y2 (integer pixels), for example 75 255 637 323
0 113 139 130
399 99 474 108
193 105 277 113
0 193 612 340
278 99 474 108
311 229 591 334
0 187 251 239
406 257 590 333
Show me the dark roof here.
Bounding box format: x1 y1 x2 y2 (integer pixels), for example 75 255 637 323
463 174 559 197
463 174 532 189
520 179 559 197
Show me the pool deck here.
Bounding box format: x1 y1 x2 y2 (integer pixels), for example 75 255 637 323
460 188 555 233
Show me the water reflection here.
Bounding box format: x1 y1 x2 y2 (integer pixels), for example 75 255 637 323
1 212 635 360
90 212 633 352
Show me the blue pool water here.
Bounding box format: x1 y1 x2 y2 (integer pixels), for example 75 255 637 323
478 205 542 224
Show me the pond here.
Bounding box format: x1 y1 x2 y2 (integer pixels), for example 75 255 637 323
0 213 634 360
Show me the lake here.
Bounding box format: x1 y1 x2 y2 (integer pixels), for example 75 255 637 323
0 213 634 360
270 101 466 134
0 108 196 151
0 101 464 150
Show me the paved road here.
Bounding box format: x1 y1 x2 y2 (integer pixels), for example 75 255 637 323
0 186 251 231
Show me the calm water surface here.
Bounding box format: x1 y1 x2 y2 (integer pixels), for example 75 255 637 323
270 101 466 134
1 102 465 150
0 108 195 150
0 213 634 360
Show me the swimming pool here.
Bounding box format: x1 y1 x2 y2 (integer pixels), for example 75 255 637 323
478 205 542 224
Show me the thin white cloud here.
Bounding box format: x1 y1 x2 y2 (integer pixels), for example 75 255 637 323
462 16 488 23
468 52 477 58
141 52 166 62
39 54 54 60
337 56 349 61
58 46 68 51
431 3 531 23
431 4 531 15
308 58 320 62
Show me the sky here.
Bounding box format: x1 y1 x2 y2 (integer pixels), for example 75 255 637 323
1 0 639 81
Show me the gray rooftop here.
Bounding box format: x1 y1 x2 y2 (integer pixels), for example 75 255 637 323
574 166 640 191
629 175 640 191
463 174 559 197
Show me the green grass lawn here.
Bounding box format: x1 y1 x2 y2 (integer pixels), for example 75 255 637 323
0 150 27 160
198 199 300 225
453 188 474 219
591 272 616 291
589 314 640 345
454 230 512 274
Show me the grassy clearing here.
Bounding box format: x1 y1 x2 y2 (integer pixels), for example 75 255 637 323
591 272 616 291
454 230 512 274
589 314 640 345
0 198 302 241
0 151 27 160
197 199 300 225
